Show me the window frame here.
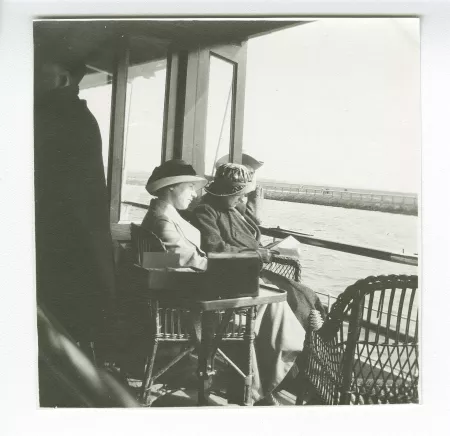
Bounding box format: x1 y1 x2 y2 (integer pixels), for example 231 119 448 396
108 40 248 241
107 35 130 225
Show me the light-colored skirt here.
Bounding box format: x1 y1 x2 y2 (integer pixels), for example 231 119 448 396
251 301 305 401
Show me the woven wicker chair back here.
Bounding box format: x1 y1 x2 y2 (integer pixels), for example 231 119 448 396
304 274 419 405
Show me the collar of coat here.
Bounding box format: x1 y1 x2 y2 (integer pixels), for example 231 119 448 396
199 194 261 242
201 194 235 211
149 198 205 252
35 86 82 108
150 198 180 222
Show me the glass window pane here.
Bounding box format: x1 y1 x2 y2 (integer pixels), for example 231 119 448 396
79 70 112 178
204 55 235 176
120 59 167 222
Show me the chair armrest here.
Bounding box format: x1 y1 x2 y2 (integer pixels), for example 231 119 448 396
264 253 302 282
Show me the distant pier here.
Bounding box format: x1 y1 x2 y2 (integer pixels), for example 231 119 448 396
125 173 418 216
260 181 418 216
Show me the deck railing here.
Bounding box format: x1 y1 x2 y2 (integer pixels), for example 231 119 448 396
121 200 418 267
260 226 418 266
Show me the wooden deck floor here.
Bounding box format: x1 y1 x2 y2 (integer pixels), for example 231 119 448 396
122 352 297 407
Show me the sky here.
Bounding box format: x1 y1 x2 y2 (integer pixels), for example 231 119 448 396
81 18 420 194
242 18 420 193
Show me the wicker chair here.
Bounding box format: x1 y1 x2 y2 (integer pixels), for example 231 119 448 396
130 223 302 405
298 274 419 405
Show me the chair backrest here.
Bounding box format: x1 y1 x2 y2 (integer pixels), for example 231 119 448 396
317 274 419 404
130 223 167 266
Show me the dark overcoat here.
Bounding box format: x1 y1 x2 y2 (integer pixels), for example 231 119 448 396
192 194 261 253
192 194 325 329
35 87 116 342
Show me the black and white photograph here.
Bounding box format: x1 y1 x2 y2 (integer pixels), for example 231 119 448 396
32 17 421 409
3 0 450 432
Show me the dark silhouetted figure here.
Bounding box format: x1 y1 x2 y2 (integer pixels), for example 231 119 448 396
34 58 116 349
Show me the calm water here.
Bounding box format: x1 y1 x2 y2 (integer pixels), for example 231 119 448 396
123 186 418 299
260 199 418 298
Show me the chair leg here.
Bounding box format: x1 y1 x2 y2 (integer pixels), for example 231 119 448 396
226 308 256 406
198 312 215 406
141 337 159 406
243 307 256 406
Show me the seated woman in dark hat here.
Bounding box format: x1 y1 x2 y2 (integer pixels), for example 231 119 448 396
141 159 305 405
214 153 265 223
192 163 325 331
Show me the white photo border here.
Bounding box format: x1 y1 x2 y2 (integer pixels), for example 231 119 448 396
1 1 449 435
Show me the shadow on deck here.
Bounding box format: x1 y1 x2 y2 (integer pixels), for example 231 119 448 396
119 347 297 407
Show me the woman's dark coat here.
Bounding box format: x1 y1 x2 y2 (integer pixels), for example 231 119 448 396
192 194 325 329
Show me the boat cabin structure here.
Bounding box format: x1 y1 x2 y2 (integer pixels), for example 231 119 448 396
35 19 308 241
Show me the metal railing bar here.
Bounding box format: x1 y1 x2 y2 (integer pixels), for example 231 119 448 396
260 226 418 266
122 200 418 266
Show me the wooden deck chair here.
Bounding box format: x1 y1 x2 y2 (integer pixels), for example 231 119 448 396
297 274 419 405
130 223 303 406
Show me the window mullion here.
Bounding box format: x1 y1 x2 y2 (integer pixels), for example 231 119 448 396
108 35 130 224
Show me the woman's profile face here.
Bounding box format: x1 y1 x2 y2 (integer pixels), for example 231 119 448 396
170 182 197 210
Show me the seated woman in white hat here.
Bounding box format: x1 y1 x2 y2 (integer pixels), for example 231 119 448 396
141 159 305 405
141 159 208 271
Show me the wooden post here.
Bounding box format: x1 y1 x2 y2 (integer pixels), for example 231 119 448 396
108 34 129 223
161 51 186 162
